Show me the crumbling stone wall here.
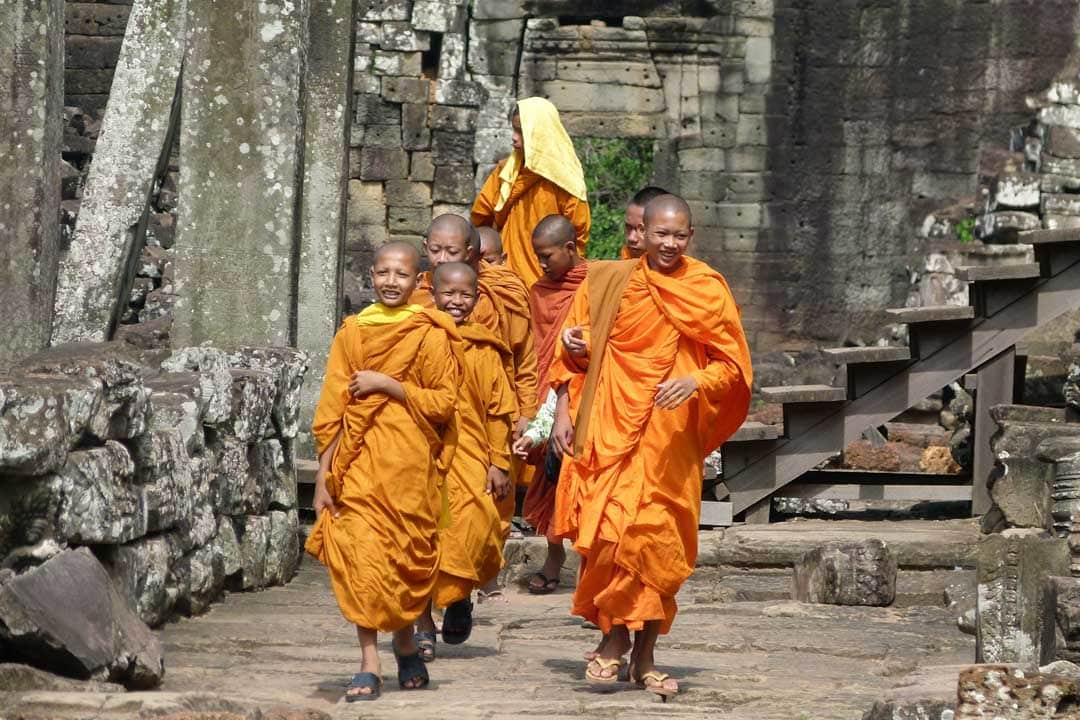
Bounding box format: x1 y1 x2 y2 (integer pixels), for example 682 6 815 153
64 1 131 112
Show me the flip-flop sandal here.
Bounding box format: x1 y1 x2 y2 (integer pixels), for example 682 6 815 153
476 589 508 604
585 656 624 685
527 572 559 595
638 671 679 702
415 631 436 662
441 598 473 645
344 671 382 702
394 650 429 690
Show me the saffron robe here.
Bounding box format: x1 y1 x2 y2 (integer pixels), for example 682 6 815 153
433 323 517 607
521 262 588 539
551 257 753 634
304 308 460 631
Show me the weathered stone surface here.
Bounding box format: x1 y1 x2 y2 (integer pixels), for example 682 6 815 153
1045 125 1080 159
1046 576 1080 664
222 369 276 441
15 344 150 441
0 548 163 688
147 390 203 456
976 530 1070 664
174 0 307 348
357 145 409 180
224 347 308 439
412 0 465 32
102 533 180 628
265 509 300 585
794 539 897 606
232 515 271 590
251 439 296 512
433 164 476 204
0 375 100 476
0 0 64 370
48 442 144 545
128 427 194 535
206 433 255 516
991 173 1040 210
52 0 186 346
171 540 224 616
955 664 1080 719
160 347 233 424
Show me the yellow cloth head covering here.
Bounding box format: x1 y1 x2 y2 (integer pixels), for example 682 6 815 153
494 97 588 212
354 302 424 327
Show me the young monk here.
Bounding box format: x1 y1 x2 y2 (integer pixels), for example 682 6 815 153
621 186 669 259
411 214 539 599
514 215 587 595
305 241 460 701
472 97 591 287
550 195 753 699
478 226 506 266
413 262 516 660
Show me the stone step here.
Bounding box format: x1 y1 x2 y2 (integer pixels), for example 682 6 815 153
760 384 847 403
955 263 1041 282
884 305 975 324
296 459 318 485
822 346 911 364
1019 227 1080 245
728 421 781 442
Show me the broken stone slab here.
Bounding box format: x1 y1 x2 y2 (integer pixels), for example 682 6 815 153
0 548 163 688
222 369 276 441
170 539 224 616
975 210 1042 242
205 432 262 516
46 441 145 546
252 439 296 512
265 509 300 586
976 530 1070 664
128 426 194 535
214 514 242 579
51 0 187 346
1046 576 1080 664
990 173 1040 210
147 390 204 456
100 533 180 628
14 344 150 441
793 539 897 606
159 347 233 424
955 664 1080 719
223 347 308 439
231 515 271 591
0 374 101 476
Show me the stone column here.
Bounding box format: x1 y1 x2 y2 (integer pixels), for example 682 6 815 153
294 0 355 458
0 0 63 371
172 0 310 348
51 0 188 346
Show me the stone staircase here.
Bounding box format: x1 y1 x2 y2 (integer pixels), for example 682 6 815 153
718 227 1080 524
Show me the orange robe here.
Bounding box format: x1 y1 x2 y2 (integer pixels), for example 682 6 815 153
472 163 591 288
551 257 752 634
521 262 588 540
433 323 517 607
304 309 460 631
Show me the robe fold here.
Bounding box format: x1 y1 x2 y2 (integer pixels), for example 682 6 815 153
433 322 517 607
521 262 588 540
304 308 461 631
550 257 752 634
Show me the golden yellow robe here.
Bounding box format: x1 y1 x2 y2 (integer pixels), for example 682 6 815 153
433 323 517 607
305 308 461 631
551 257 753 634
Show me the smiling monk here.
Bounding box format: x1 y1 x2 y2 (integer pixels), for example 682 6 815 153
549 195 753 699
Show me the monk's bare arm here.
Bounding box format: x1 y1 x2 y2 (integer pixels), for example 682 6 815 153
470 167 500 228
349 370 405 401
550 383 575 457
313 430 341 517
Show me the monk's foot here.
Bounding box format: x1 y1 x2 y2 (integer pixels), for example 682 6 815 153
345 659 382 701
583 632 609 662
634 666 679 699
529 549 565 594
584 629 630 684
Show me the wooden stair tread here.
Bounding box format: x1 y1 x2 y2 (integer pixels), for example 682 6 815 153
955 263 1041 282
884 305 975 323
759 385 847 403
822 346 911 363
728 421 781 442
1018 227 1080 245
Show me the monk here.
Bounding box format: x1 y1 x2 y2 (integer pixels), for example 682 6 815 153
413 262 515 660
514 215 588 595
478 226 506 265
550 195 753 699
472 97 591 287
412 214 539 599
621 186 669 259
305 241 460 701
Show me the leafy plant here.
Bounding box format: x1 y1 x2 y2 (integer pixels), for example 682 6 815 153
955 217 976 244
572 137 656 259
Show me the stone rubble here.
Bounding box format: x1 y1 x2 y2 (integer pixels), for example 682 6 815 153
793 539 898 606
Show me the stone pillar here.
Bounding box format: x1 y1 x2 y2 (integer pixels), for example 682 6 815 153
52 0 188 346
294 0 355 458
172 0 310 348
976 529 1070 665
0 0 63 371
1053 452 1080 576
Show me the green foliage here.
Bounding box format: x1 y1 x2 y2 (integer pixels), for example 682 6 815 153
955 217 976 244
572 137 656 259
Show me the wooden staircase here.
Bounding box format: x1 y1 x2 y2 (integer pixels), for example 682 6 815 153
718 229 1080 523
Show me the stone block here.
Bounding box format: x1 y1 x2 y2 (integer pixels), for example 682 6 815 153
359 0 409 21
793 539 897 606
64 2 131 36
1045 125 1080 160
435 79 484 106
48 442 145 545
561 112 663 139
373 49 421 76
159 346 233 424
363 123 403 148
1044 194 1080 217
64 35 123 69
726 146 767 172
221 369 275 442
354 92 401 125
468 39 519 76
991 173 1040 210
976 530 1070 664
147 391 203 457
358 146 409 181
214 515 242 578
347 179 386 226
956 664 1080 718
432 130 476 165
0 375 100 476
472 0 525 19
205 433 249 516
171 541 224 616
265 509 300 585
232 514 271 590
745 36 772 84
1045 215 1080 231
385 179 433 208
387 206 432 236
1047 576 1080 663
678 147 726 173
433 165 476 204
102 533 181 628
431 105 479 132
0 548 163 688
412 0 465 33
224 346 308 439
473 127 510 164
379 22 429 52
533 80 665 114
402 101 431 150
1041 105 1080 131
410 152 436 182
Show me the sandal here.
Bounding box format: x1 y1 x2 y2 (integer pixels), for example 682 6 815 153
442 598 473 645
344 671 381 702
527 572 559 595
415 631 436 663
637 670 679 702
585 656 624 685
394 648 429 690
477 588 508 604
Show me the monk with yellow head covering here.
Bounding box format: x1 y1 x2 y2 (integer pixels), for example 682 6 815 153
472 97 591 288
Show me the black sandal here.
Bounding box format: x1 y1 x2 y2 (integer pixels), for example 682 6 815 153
345 671 381 702
527 572 560 595
394 649 429 690
442 598 473 645
415 631 437 662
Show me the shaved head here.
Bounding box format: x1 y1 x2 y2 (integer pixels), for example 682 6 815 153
425 213 479 268
532 214 575 248
631 185 669 208
432 261 477 291
478 226 502 253
427 213 473 244
373 240 421 274
643 194 693 227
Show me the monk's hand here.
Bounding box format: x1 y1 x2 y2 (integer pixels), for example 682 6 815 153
655 376 698 410
349 370 387 397
486 466 511 500
512 435 534 459
513 416 530 441
551 410 574 457
313 471 339 518
562 326 587 357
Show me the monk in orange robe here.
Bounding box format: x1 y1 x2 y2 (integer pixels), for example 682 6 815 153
305 242 460 701
549 195 753 698
472 97 591 287
413 262 515 659
411 214 538 601
514 215 588 595
478 226 506 265
620 186 669 260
